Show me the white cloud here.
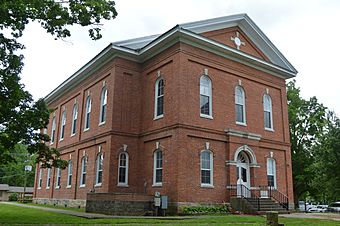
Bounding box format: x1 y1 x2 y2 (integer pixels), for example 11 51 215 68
19 0 340 114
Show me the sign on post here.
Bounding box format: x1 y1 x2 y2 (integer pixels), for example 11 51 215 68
25 165 32 171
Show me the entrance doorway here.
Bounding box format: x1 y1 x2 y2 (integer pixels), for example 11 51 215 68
236 151 250 197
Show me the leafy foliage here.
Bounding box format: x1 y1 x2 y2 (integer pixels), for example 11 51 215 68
182 205 229 215
0 0 117 167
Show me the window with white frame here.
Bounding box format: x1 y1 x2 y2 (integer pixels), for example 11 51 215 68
84 95 91 130
80 156 87 186
153 149 162 186
201 150 213 186
38 168 43 189
60 109 66 140
154 78 164 118
46 168 51 189
56 168 61 188
263 94 273 130
200 75 212 117
235 86 246 124
118 152 129 185
67 160 72 187
96 153 103 185
99 87 107 124
267 158 276 188
71 103 78 135
50 116 56 143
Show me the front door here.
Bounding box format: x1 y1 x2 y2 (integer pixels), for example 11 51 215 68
236 152 250 197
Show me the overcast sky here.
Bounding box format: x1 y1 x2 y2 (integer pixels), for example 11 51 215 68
19 0 340 115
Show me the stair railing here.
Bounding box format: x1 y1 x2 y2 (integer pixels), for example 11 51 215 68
227 184 261 211
259 186 289 210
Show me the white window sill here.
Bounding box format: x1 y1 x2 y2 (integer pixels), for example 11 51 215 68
37 187 41 190
154 115 164 120
98 121 106 126
94 183 102 187
117 184 129 187
83 128 90 132
46 187 50 190
79 184 86 188
66 185 71 189
70 133 76 137
59 138 64 141
201 184 214 188
152 183 162 187
55 186 60 189
236 121 247 126
200 114 213 119
265 127 274 132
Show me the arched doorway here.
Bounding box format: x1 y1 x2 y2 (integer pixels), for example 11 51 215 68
236 151 250 197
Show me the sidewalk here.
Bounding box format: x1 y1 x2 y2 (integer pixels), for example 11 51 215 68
280 212 340 221
1 202 197 219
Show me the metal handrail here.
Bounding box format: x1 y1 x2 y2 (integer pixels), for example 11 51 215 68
259 186 289 210
227 184 261 211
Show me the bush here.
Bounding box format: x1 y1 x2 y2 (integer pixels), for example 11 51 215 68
8 193 18 201
182 205 230 215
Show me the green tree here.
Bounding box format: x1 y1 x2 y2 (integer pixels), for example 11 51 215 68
287 80 328 205
0 144 35 187
0 0 117 167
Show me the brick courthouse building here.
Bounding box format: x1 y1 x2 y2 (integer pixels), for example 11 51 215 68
34 14 297 213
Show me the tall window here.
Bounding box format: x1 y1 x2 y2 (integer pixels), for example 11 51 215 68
60 109 66 140
84 96 91 130
71 103 78 135
200 75 212 117
56 168 61 188
201 150 213 186
38 168 43 189
154 78 164 118
118 152 129 185
235 86 246 124
67 160 72 187
80 156 87 186
153 150 162 186
46 168 51 189
267 158 276 188
263 94 273 130
51 116 56 143
99 87 107 124
96 153 103 185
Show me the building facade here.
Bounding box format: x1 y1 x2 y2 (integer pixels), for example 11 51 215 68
33 14 297 212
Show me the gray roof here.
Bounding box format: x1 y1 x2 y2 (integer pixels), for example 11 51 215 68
45 14 297 105
0 184 33 193
0 184 9 191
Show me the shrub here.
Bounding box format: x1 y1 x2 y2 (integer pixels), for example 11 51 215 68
182 205 230 215
8 193 18 201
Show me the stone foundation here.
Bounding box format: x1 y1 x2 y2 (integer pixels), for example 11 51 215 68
86 193 154 215
33 198 86 208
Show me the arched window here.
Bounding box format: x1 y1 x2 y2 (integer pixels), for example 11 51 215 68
96 153 103 185
55 168 61 188
71 103 78 135
200 75 212 118
50 116 56 143
267 158 276 188
67 160 72 187
263 94 273 130
60 109 66 140
99 87 107 124
46 168 51 189
154 78 164 118
38 167 43 189
80 156 87 186
235 86 246 124
84 96 91 130
201 150 213 186
153 150 162 186
118 152 129 186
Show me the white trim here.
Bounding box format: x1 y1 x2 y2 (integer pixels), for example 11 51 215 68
80 156 87 187
66 185 71 188
96 153 103 185
38 168 42 189
46 168 51 189
50 116 56 144
99 87 107 124
235 85 246 125
59 109 66 141
225 128 261 141
94 183 102 187
71 103 78 136
236 121 247 126
200 75 213 118
153 149 163 186
233 145 257 164
267 158 277 189
117 152 129 186
84 96 91 130
154 77 164 119
263 94 274 130
153 115 164 120
200 150 214 187
67 160 72 187
55 168 61 188
79 184 86 188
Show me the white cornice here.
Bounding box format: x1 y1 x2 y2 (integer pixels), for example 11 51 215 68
225 128 262 141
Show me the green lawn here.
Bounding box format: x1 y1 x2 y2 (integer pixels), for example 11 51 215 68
24 202 85 212
0 203 338 225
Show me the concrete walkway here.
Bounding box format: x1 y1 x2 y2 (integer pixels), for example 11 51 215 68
280 212 340 221
1 202 197 219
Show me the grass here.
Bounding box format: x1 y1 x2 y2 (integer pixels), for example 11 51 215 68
24 202 85 212
0 203 339 225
